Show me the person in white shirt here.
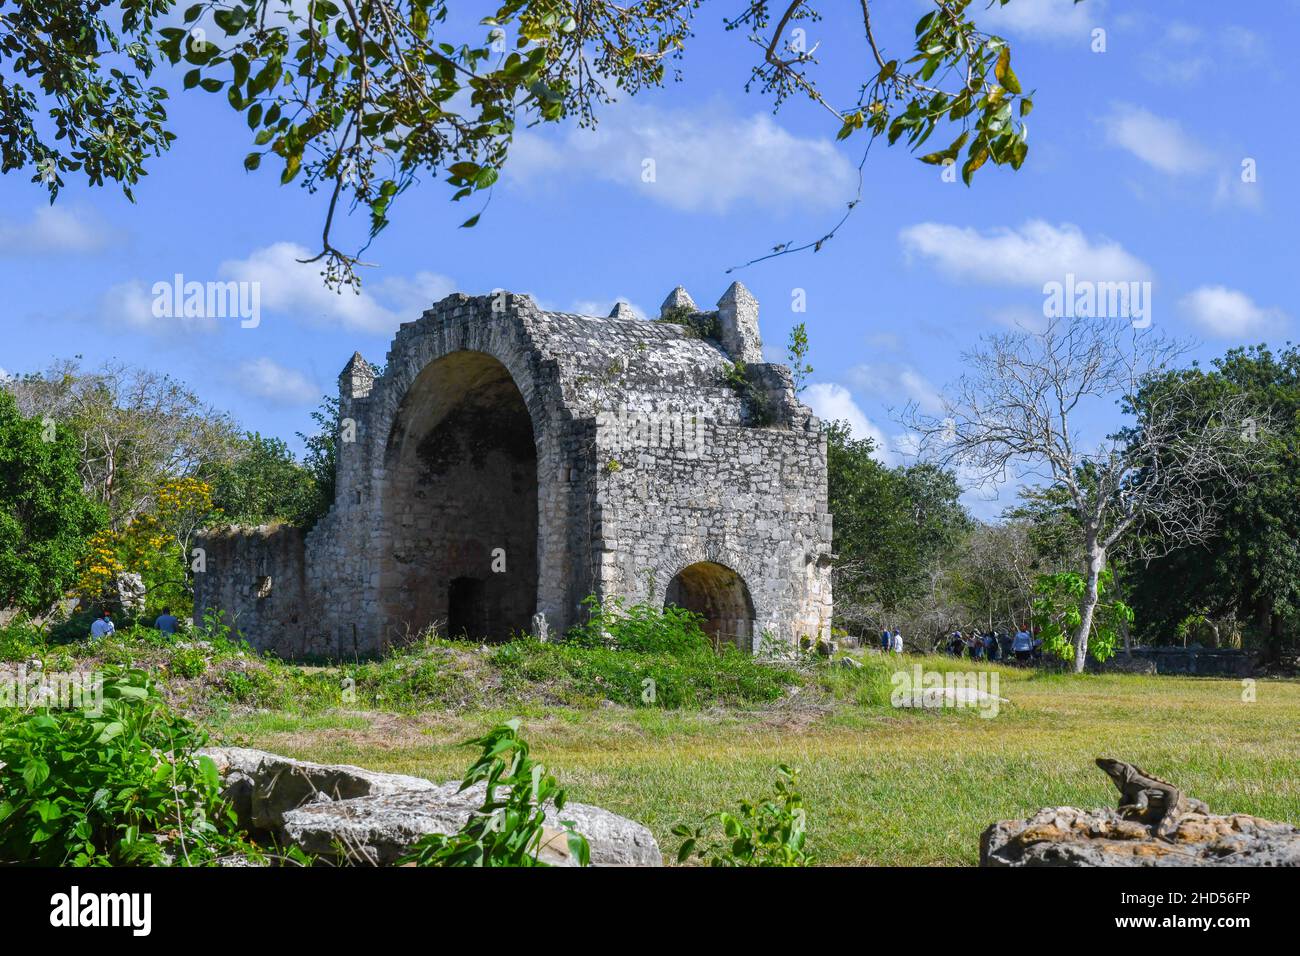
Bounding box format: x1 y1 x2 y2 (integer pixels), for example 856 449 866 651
89 611 115 640
891 631 904 654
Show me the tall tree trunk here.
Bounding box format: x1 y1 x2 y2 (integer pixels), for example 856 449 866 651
1073 542 1106 674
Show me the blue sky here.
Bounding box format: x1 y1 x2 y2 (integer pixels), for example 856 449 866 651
0 0 1293 517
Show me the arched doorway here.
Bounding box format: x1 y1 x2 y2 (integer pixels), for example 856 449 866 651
664 562 756 652
379 351 538 643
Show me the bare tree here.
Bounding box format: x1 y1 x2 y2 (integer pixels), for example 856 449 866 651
6 359 239 529
906 316 1257 672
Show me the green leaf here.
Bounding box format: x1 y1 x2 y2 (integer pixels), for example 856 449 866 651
281 153 301 184
22 758 50 790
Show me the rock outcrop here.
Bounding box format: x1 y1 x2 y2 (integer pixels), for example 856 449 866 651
981 806 1300 866
201 747 661 867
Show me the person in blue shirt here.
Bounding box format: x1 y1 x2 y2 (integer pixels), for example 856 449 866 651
155 607 179 635
1012 627 1033 663
881 629 892 653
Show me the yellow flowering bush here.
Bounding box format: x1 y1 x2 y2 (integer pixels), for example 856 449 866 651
77 478 220 604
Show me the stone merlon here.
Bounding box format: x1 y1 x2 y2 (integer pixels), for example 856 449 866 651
716 281 763 364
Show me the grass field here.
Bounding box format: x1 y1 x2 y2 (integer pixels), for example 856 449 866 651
210 655 1300 865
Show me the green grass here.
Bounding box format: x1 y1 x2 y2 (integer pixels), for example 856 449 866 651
209 654 1300 866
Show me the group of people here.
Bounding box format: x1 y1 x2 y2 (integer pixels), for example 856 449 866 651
946 626 1043 664
88 608 180 639
878 629 905 654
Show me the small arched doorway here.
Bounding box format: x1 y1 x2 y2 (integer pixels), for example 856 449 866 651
664 562 756 652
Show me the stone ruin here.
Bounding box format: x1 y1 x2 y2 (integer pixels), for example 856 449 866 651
194 282 833 657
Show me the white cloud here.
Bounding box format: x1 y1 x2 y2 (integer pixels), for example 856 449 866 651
1101 104 1212 175
219 242 455 334
1178 286 1287 338
1141 22 1267 87
511 101 857 214
0 206 113 254
977 0 1097 39
899 220 1152 287
99 280 218 335
803 383 893 462
847 364 944 415
236 357 323 406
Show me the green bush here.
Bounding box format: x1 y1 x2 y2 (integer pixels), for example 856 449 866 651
0 667 253 865
168 645 208 679
562 595 713 655
0 618 44 662
492 638 798 708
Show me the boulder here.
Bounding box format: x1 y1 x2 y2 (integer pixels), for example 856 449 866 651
199 747 436 831
981 806 1300 866
201 747 662 867
280 782 662 867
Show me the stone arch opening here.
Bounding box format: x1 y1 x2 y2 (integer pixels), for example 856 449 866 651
664 561 756 652
379 350 538 643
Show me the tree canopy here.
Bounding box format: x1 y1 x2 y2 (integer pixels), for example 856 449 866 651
0 390 105 614
5 0 1040 287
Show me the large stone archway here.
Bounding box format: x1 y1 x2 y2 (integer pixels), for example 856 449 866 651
377 350 539 642
664 561 756 652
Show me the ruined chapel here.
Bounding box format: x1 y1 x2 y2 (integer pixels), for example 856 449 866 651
194 282 833 656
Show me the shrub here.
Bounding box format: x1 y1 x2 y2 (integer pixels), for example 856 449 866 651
0 667 252 865
562 595 712 655
492 638 798 708
673 765 811 867
399 719 589 867
0 618 44 662
168 645 208 679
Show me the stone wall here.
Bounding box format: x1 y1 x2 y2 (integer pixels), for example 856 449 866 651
1122 646 1257 677
195 282 833 657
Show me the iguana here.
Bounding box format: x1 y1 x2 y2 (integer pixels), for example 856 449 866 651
1095 758 1209 840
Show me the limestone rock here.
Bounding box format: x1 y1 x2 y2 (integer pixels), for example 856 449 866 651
113 572 147 614
280 781 662 867
201 747 662 867
199 746 436 831
981 806 1300 866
